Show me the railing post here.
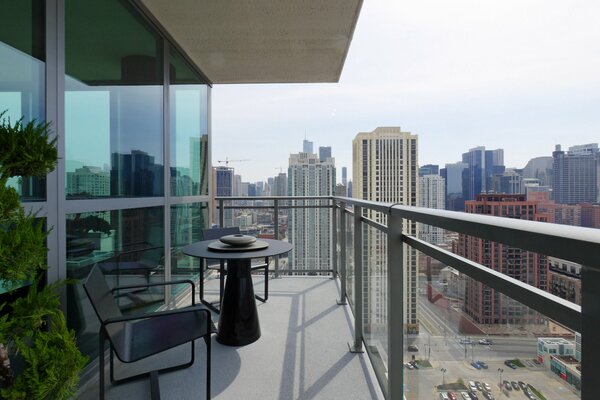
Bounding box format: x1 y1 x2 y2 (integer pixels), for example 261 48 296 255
218 198 224 227
581 266 600 400
388 209 404 399
274 198 280 278
337 202 347 305
349 205 364 353
332 199 338 278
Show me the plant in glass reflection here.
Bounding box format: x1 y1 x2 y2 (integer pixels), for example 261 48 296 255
0 111 87 399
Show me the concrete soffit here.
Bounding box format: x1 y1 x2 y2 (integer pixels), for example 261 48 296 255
136 0 363 84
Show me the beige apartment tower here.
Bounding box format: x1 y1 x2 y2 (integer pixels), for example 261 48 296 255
352 127 419 334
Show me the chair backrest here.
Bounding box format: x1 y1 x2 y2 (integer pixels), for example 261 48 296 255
201 226 240 241
83 265 123 323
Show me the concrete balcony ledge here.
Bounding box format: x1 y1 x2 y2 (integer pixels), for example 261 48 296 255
78 276 384 399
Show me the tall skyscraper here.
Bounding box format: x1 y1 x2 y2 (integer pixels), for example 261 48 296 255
418 175 445 244
552 144 598 204
441 161 468 211
352 126 419 333
215 166 234 226
288 151 335 272
319 146 332 162
341 166 347 187
457 194 548 326
273 172 287 196
461 147 505 201
303 139 314 154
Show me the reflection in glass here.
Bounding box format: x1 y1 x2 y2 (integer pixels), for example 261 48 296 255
66 207 164 360
171 203 208 279
0 0 46 201
65 0 163 198
170 49 209 196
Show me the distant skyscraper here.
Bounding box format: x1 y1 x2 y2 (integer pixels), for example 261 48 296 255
303 139 314 154
441 161 467 211
419 164 439 177
523 156 553 187
347 180 353 197
457 194 548 325
288 152 335 272
273 173 287 196
353 126 419 333
419 175 445 244
215 166 234 226
461 147 504 201
552 144 598 204
319 146 332 162
341 166 347 187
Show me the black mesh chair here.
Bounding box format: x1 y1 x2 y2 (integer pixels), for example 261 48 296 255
200 227 269 312
83 265 215 400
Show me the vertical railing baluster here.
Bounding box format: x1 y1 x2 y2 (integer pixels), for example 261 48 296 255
332 199 338 278
349 205 364 353
274 198 280 278
337 202 347 305
219 198 224 228
388 209 404 399
581 266 599 400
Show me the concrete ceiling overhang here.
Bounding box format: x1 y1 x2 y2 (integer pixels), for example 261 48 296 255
136 0 363 84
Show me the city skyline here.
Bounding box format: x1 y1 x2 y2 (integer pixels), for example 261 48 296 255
213 0 600 182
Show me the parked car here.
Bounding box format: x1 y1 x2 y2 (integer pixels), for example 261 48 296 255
475 381 483 391
461 393 472 400
511 381 520 391
482 391 494 400
460 338 473 345
468 390 479 400
478 338 492 345
483 382 491 391
503 380 512 391
468 381 477 391
448 392 458 400
504 360 518 369
440 392 449 400
518 381 527 390
476 361 488 369
404 362 413 370
410 361 419 369
407 344 419 352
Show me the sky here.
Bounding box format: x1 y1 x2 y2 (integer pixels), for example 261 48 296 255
212 0 600 183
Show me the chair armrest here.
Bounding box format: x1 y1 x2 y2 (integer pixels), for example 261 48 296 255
103 305 211 326
111 279 196 305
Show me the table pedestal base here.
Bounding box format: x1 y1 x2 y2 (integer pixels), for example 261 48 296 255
216 259 261 346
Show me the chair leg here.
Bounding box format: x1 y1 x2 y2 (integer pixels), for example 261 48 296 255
264 257 269 301
99 330 106 400
204 335 211 399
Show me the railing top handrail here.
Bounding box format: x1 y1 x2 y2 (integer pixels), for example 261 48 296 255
215 196 333 201
332 196 600 268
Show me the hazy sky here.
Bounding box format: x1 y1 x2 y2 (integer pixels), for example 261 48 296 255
212 0 600 183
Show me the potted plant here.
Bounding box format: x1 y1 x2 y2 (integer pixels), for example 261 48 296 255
0 111 87 399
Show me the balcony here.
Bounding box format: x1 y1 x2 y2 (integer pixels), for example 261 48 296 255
76 196 598 399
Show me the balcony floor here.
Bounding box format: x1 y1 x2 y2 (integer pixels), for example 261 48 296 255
77 276 384 399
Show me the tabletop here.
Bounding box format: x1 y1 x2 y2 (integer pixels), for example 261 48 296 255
182 238 292 260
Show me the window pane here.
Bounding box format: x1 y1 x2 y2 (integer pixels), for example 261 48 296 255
0 0 46 201
170 49 209 196
66 206 165 361
171 202 208 280
65 0 163 198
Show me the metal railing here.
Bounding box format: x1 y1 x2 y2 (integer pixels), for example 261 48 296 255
217 195 600 399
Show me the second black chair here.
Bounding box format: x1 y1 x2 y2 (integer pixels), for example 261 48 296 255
200 227 269 312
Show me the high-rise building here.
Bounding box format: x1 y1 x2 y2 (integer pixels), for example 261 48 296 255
523 156 553 187
419 174 445 244
419 164 439 177
457 194 548 326
341 166 347 187
287 151 336 272
441 161 468 211
319 146 332 162
552 144 598 204
352 126 419 333
461 147 505 201
303 139 314 154
215 166 234 226
273 173 287 196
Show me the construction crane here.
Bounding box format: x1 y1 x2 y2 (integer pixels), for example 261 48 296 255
275 167 285 173
217 157 249 167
